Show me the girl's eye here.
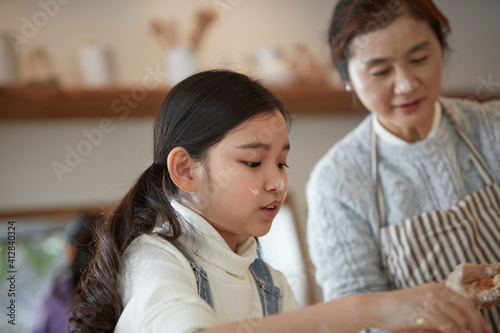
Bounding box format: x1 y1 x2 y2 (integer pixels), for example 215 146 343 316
245 162 261 168
278 163 289 169
412 56 429 64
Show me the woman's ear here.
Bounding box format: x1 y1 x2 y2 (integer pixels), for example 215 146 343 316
167 147 197 192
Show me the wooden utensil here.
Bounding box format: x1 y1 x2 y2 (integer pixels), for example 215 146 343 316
189 9 216 50
150 19 178 49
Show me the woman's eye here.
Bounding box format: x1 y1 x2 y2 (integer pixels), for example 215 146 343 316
278 163 289 169
372 69 390 77
244 162 261 168
412 56 429 64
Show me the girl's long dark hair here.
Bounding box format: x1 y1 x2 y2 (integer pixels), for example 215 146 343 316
66 214 99 289
69 70 289 332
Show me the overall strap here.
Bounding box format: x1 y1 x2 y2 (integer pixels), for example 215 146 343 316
171 241 281 315
249 259 281 316
170 241 214 308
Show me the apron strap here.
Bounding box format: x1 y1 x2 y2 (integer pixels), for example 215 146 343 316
370 125 386 227
441 104 496 185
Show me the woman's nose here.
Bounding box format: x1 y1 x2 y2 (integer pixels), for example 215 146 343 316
394 67 417 95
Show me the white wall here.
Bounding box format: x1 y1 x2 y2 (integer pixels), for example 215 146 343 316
1 0 500 229
0 0 339 86
1 0 499 88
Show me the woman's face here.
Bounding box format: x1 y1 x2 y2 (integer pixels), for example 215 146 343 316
347 15 444 142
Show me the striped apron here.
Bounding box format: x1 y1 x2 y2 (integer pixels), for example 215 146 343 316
372 106 500 330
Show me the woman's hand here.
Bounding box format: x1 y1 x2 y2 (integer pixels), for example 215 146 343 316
445 263 500 309
376 282 490 333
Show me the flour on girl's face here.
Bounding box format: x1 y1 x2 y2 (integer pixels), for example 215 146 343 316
250 179 284 195
276 178 285 191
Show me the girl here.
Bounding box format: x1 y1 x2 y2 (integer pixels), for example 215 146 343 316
70 70 491 333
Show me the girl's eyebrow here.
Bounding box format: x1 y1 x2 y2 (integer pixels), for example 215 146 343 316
237 142 290 151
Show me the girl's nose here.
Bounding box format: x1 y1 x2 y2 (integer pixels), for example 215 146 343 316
264 170 286 193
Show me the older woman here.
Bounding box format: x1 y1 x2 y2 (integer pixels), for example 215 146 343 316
307 0 500 330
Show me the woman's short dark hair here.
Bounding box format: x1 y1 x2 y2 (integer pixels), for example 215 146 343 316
328 0 451 82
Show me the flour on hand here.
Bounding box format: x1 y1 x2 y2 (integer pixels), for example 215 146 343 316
493 273 500 287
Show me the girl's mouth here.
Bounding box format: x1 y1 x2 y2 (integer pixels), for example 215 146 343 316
260 201 281 219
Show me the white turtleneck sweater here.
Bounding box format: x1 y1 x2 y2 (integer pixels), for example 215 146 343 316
115 201 299 333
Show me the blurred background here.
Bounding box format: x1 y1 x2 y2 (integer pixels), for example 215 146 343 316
0 0 499 331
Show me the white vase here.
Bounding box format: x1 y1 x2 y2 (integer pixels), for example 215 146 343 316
254 46 294 86
78 44 115 87
164 46 198 86
0 34 20 85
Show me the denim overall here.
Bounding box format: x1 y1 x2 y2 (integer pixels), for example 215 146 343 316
172 241 281 316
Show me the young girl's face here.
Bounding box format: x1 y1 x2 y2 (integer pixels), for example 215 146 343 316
190 110 290 251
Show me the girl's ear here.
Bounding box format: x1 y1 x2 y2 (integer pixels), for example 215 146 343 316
167 147 197 193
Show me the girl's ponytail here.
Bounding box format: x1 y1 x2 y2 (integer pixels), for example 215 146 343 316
69 163 182 332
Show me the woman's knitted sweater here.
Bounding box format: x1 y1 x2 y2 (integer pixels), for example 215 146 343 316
306 97 500 300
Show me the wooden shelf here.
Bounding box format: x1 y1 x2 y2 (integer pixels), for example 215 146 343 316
0 84 361 120
0 204 115 221
1 85 497 120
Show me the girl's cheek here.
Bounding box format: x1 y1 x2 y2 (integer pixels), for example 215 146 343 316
226 161 243 177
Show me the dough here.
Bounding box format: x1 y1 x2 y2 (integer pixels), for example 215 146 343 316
493 273 500 287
